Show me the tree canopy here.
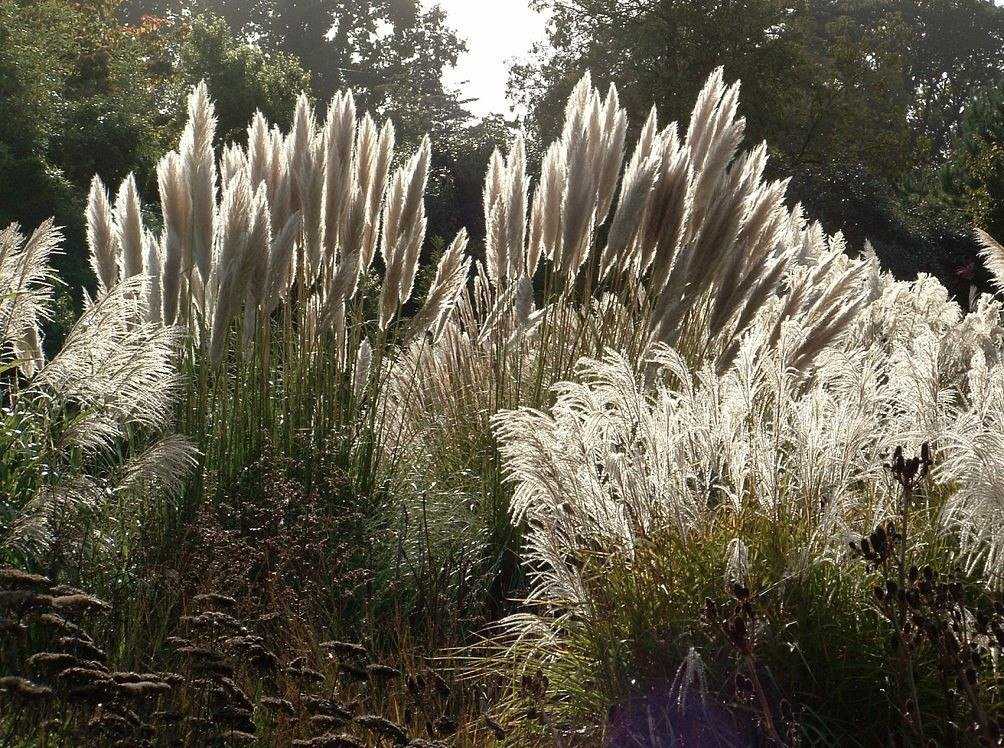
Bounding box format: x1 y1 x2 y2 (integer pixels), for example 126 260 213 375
0 0 311 296
118 0 472 143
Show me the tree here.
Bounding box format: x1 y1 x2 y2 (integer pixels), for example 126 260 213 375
0 0 313 306
169 15 311 144
895 0 1004 158
940 85 1004 246
119 0 471 145
426 115 515 250
510 0 966 173
0 0 174 292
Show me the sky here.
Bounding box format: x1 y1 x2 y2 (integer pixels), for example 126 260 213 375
425 0 550 118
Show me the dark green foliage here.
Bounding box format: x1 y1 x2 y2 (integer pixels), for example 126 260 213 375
0 1 312 316
0 0 172 293
427 116 514 253
170 15 311 144
787 162 981 296
941 85 1004 248
119 0 472 144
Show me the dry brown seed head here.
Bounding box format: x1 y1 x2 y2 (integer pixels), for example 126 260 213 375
49 584 87 596
0 676 53 701
35 613 87 638
0 568 52 591
26 652 81 673
292 733 363 748
336 662 368 682
354 714 408 744
366 663 402 681
220 731 256 744
310 714 347 732
67 681 114 702
260 696 295 716
116 681 172 698
55 667 113 686
56 636 106 661
193 593 238 610
0 590 53 613
319 640 368 659
52 594 111 614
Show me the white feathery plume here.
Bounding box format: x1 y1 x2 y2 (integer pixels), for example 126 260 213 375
322 90 357 257
245 182 272 310
640 134 689 291
530 142 565 273
354 113 378 204
325 186 368 308
247 110 271 187
397 136 431 246
484 147 508 284
405 229 471 342
180 81 218 286
353 337 372 400
208 172 254 362
288 92 316 213
0 220 60 373
267 124 293 231
599 149 660 280
504 134 529 284
143 229 163 325
14 322 44 377
265 212 302 309
397 217 427 309
118 435 200 500
361 120 395 271
156 150 191 324
975 228 1004 294
296 133 326 280
3 221 195 560
594 84 628 225
220 142 247 189
378 138 430 329
35 275 183 432
556 101 599 286
114 173 145 280
87 175 119 293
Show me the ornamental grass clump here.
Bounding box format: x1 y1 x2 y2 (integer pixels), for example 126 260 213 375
334 69 1004 743
381 69 869 620
1 220 195 565
479 223 1004 739
95 82 472 499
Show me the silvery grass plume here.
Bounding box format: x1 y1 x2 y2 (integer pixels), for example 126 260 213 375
181 81 218 292
108 81 439 368
88 172 165 321
87 176 119 294
1 221 196 562
0 220 60 376
938 228 1004 581
480 258 1004 722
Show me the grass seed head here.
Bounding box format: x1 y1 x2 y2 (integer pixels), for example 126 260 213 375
293 734 363 748
0 676 53 701
261 696 296 716
355 714 408 744
0 568 52 591
320 640 369 659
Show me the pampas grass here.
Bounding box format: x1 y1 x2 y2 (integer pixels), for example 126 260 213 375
1 221 193 563
86 177 119 294
10 68 1004 745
